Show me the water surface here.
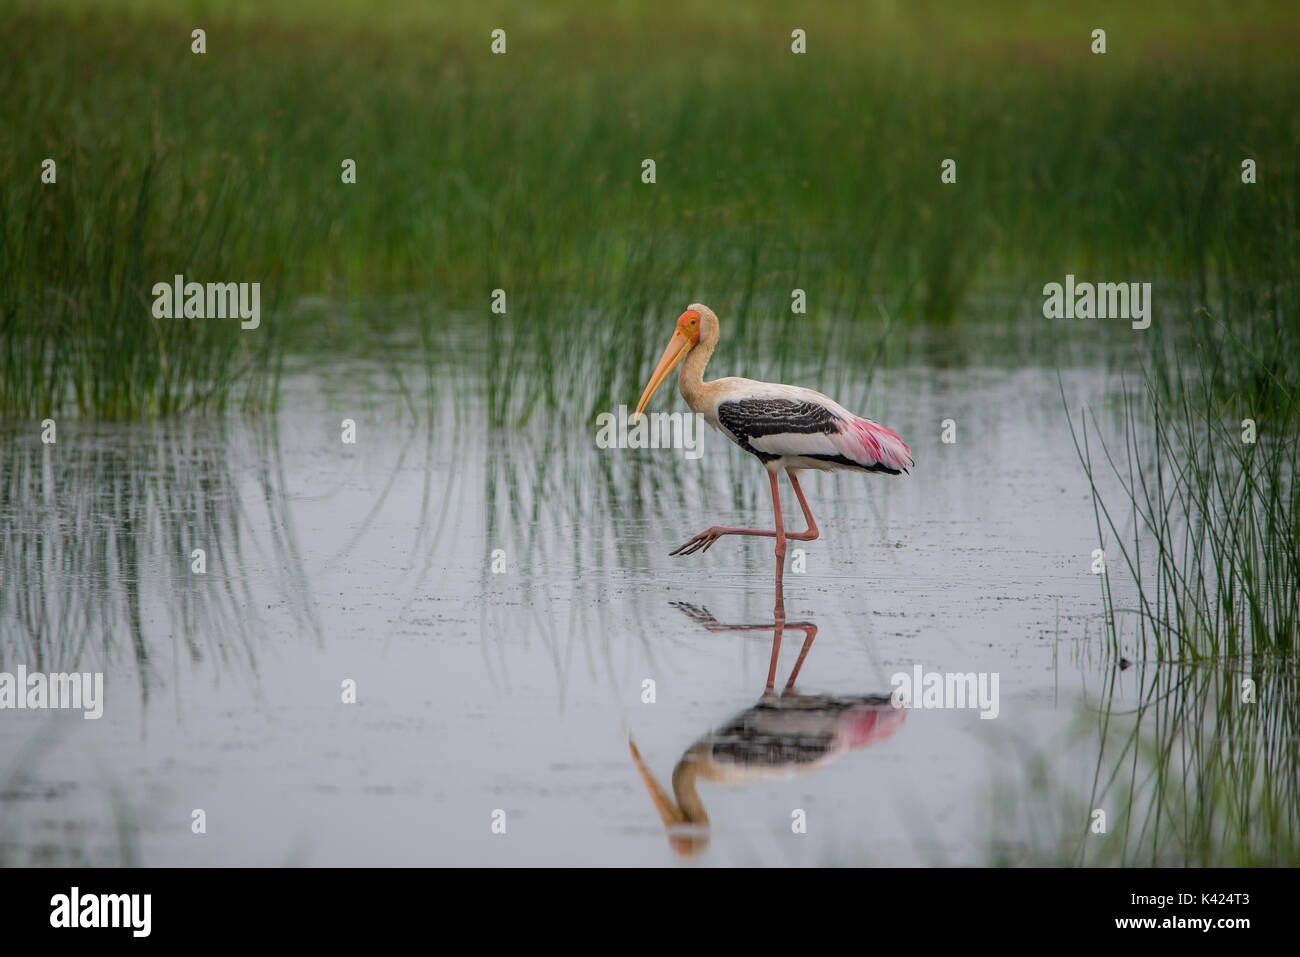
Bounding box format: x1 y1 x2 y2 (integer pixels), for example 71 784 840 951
0 318 1199 865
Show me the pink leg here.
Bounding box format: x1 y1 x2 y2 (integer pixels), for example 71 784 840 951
672 601 817 693
765 620 784 692
671 469 820 557
771 471 786 617
787 472 820 543
768 619 821 690
783 623 818 691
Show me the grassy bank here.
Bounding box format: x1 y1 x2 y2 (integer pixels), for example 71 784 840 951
2 1 1299 417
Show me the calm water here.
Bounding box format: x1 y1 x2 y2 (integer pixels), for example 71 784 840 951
1 322 1167 866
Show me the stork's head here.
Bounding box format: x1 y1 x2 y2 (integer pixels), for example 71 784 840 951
628 737 711 857
633 303 717 423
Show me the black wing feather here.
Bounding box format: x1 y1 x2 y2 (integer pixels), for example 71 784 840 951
716 397 903 473
717 398 839 461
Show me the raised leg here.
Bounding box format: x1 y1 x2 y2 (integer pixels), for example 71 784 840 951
783 622 818 691
767 617 820 690
671 469 820 556
671 598 817 693
787 471 820 543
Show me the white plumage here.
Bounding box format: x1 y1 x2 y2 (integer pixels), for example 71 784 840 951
694 378 913 474
632 302 912 600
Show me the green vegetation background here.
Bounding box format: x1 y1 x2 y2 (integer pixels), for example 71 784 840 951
2 0 1297 416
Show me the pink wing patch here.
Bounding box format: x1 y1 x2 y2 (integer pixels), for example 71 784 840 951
835 704 906 752
835 417 913 472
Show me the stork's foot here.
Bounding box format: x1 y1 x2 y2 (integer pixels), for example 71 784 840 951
672 525 817 556
670 527 728 556
670 601 719 625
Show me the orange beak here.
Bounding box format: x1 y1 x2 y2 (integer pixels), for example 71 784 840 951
628 738 687 828
628 737 709 857
633 316 697 423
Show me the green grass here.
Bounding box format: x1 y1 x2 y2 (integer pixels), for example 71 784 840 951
1043 213 1299 862
1068 306 1298 662
2 0 1299 419
991 658 1300 866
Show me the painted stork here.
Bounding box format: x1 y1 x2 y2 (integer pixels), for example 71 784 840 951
629 603 904 856
634 303 912 611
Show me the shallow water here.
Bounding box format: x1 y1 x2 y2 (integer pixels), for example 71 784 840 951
0 324 1194 866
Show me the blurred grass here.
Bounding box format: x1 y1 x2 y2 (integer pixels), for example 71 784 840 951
2 0 1298 418
0 419 323 690
991 659 1300 866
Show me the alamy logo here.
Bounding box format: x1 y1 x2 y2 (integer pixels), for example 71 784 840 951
1042 273 1151 329
50 887 150 937
151 274 260 329
0 667 103 719
596 405 706 460
890 665 1000 719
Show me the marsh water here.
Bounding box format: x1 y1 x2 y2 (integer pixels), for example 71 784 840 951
0 313 1237 865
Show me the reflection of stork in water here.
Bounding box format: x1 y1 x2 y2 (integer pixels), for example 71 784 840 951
629 602 904 856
